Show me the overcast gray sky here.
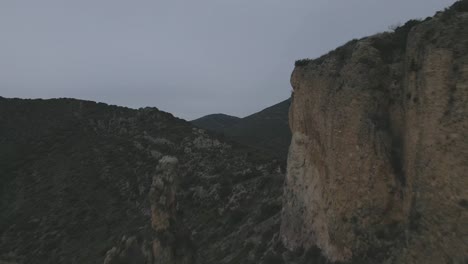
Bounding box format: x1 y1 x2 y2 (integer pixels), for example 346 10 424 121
0 0 456 120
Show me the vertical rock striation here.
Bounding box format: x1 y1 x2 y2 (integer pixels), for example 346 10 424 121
149 156 193 264
281 4 468 263
104 156 193 264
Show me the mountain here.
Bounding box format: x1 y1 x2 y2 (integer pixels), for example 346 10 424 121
191 114 240 134
0 97 301 264
0 97 323 264
1 1 467 264
192 99 291 159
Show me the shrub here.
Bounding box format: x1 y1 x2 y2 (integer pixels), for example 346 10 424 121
451 0 468 12
333 39 358 63
388 23 402 32
263 252 284 264
459 199 468 208
295 59 311 67
441 0 468 22
228 208 247 225
371 19 422 63
256 203 281 222
303 246 328 263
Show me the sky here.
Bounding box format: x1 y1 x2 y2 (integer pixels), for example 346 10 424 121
0 0 457 120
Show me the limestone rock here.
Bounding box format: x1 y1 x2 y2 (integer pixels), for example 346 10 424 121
281 6 468 263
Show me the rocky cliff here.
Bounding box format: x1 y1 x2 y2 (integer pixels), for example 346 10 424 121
281 2 468 263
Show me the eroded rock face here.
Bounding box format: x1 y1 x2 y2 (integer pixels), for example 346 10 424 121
281 8 468 264
104 156 193 264
150 156 178 232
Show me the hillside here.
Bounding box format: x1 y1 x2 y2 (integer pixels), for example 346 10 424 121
192 99 291 159
0 97 295 264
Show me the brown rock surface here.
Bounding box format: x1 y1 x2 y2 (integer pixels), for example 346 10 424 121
104 156 193 264
281 6 468 264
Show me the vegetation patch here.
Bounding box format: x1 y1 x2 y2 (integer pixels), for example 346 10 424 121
372 19 422 63
450 0 468 12
295 59 311 67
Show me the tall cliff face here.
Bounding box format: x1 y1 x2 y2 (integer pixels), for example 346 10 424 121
281 4 468 264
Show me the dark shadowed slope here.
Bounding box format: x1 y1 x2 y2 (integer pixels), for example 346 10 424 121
0 97 296 264
192 99 291 159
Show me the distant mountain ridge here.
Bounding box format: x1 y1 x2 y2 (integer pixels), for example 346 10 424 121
192 99 291 159
190 113 240 133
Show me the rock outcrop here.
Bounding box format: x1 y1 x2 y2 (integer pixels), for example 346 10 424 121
282 2 468 263
103 156 193 264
